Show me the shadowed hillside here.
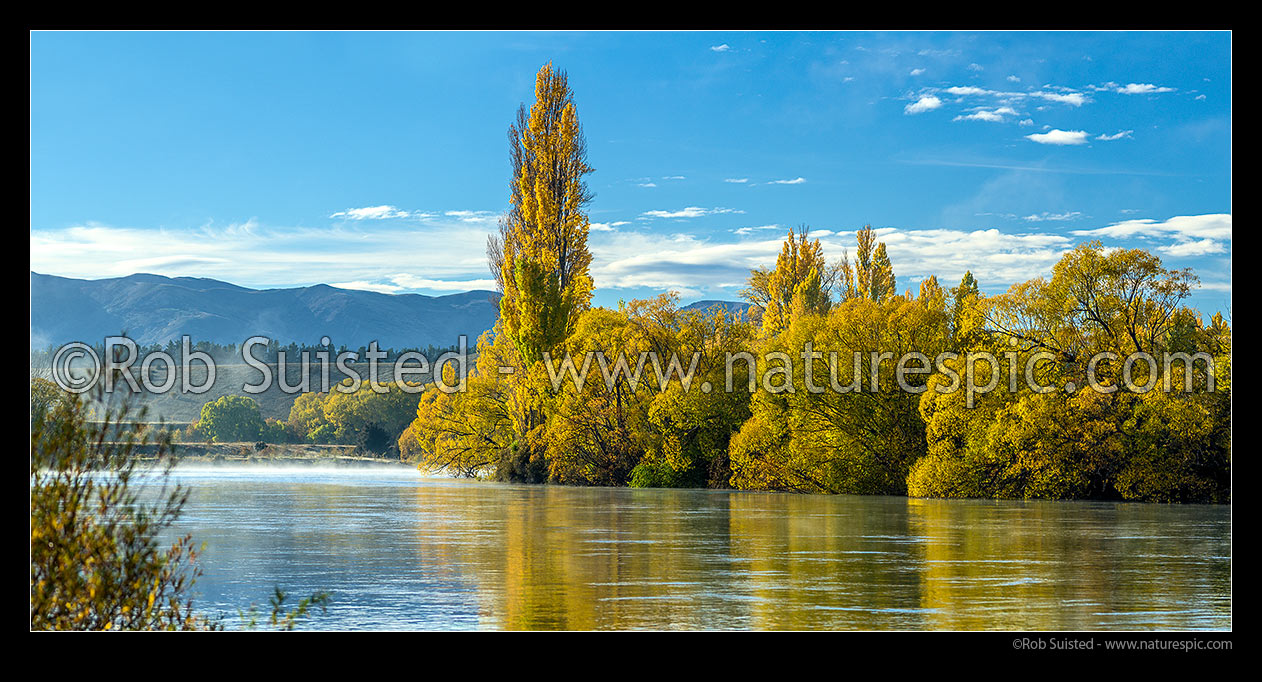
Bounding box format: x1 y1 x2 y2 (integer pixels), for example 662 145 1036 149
30 272 500 350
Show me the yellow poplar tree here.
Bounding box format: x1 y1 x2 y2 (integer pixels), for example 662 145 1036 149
744 226 832 336
845 224 896 303
490 63 595 367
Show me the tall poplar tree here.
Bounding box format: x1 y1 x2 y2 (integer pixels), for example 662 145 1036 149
742 226 833 336
488 63 595 366
838 224 896 303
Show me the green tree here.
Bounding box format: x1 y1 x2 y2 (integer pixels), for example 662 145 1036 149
32 389 213 630
32 385 333 630
198 395 265 443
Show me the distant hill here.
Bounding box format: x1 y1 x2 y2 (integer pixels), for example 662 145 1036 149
30 272 500 350
680 299 754 316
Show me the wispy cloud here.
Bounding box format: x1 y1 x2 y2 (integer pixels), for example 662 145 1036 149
768 177 807 185
1071 214 1231 241
732 224 782 236
329 205 420 220
590 225 1079 297
1023 211 1082 222
724 178 749 184
30 215 501 295
940 86 1088 107
1157 238 1225 257
709 44 731 53
1096 130 1134 141
444 210 499 226
589 221 629 232
1034 91 1087 106
953 106 1019 123
640 206 744 219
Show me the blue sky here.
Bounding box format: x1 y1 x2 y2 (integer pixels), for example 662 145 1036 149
30 31 1231 314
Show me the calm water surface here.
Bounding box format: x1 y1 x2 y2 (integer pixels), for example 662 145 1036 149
157 464 1231 630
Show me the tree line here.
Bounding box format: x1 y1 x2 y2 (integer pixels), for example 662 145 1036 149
173 383 419 458
402 63 1230 502
31 338 462 366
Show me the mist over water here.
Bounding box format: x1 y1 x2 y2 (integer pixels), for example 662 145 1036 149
149 465 1231 631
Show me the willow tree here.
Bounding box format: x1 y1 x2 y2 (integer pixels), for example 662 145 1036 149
488 63 595 367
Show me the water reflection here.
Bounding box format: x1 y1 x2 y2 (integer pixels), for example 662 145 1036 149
160 466 1230 630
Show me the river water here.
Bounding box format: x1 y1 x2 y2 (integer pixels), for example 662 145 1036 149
157 464 1231 630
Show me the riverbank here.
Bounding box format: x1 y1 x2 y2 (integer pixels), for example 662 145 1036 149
138 441 408 465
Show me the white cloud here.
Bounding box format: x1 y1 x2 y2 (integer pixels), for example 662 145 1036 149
329 205 415 220
1157 239 1226 257
1096 130 1134 141
967 63 984 71
953 106 1019 123
663 175 686 180
385 274 498 291
444 210 499 226
710 44 731 52
588 225 1079 297
331 275 499 294
1007 75 1021 83
904 95 943 114
589 221 629 232
910 68 925 76
1032 91 1087 107
328 280 406 294
1025 129 1090 145
641 206 744 219
1071 214 1232 241
1023 211 1082 222
733 224 782 236
638 182 658 188
940 86 1087 107
724 178 749 184
944 86 991 96
768 177 807 185
30 215 501 295
1117 83 1175 95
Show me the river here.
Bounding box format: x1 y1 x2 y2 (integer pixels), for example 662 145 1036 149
156 464 1231 630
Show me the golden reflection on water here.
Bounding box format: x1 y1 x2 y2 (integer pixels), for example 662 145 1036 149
404 482 1229 631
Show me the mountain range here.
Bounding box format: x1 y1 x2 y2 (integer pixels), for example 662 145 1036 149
30 272 500 350
31 272 754 350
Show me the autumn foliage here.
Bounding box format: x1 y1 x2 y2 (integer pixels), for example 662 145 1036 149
402 64 1230 502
